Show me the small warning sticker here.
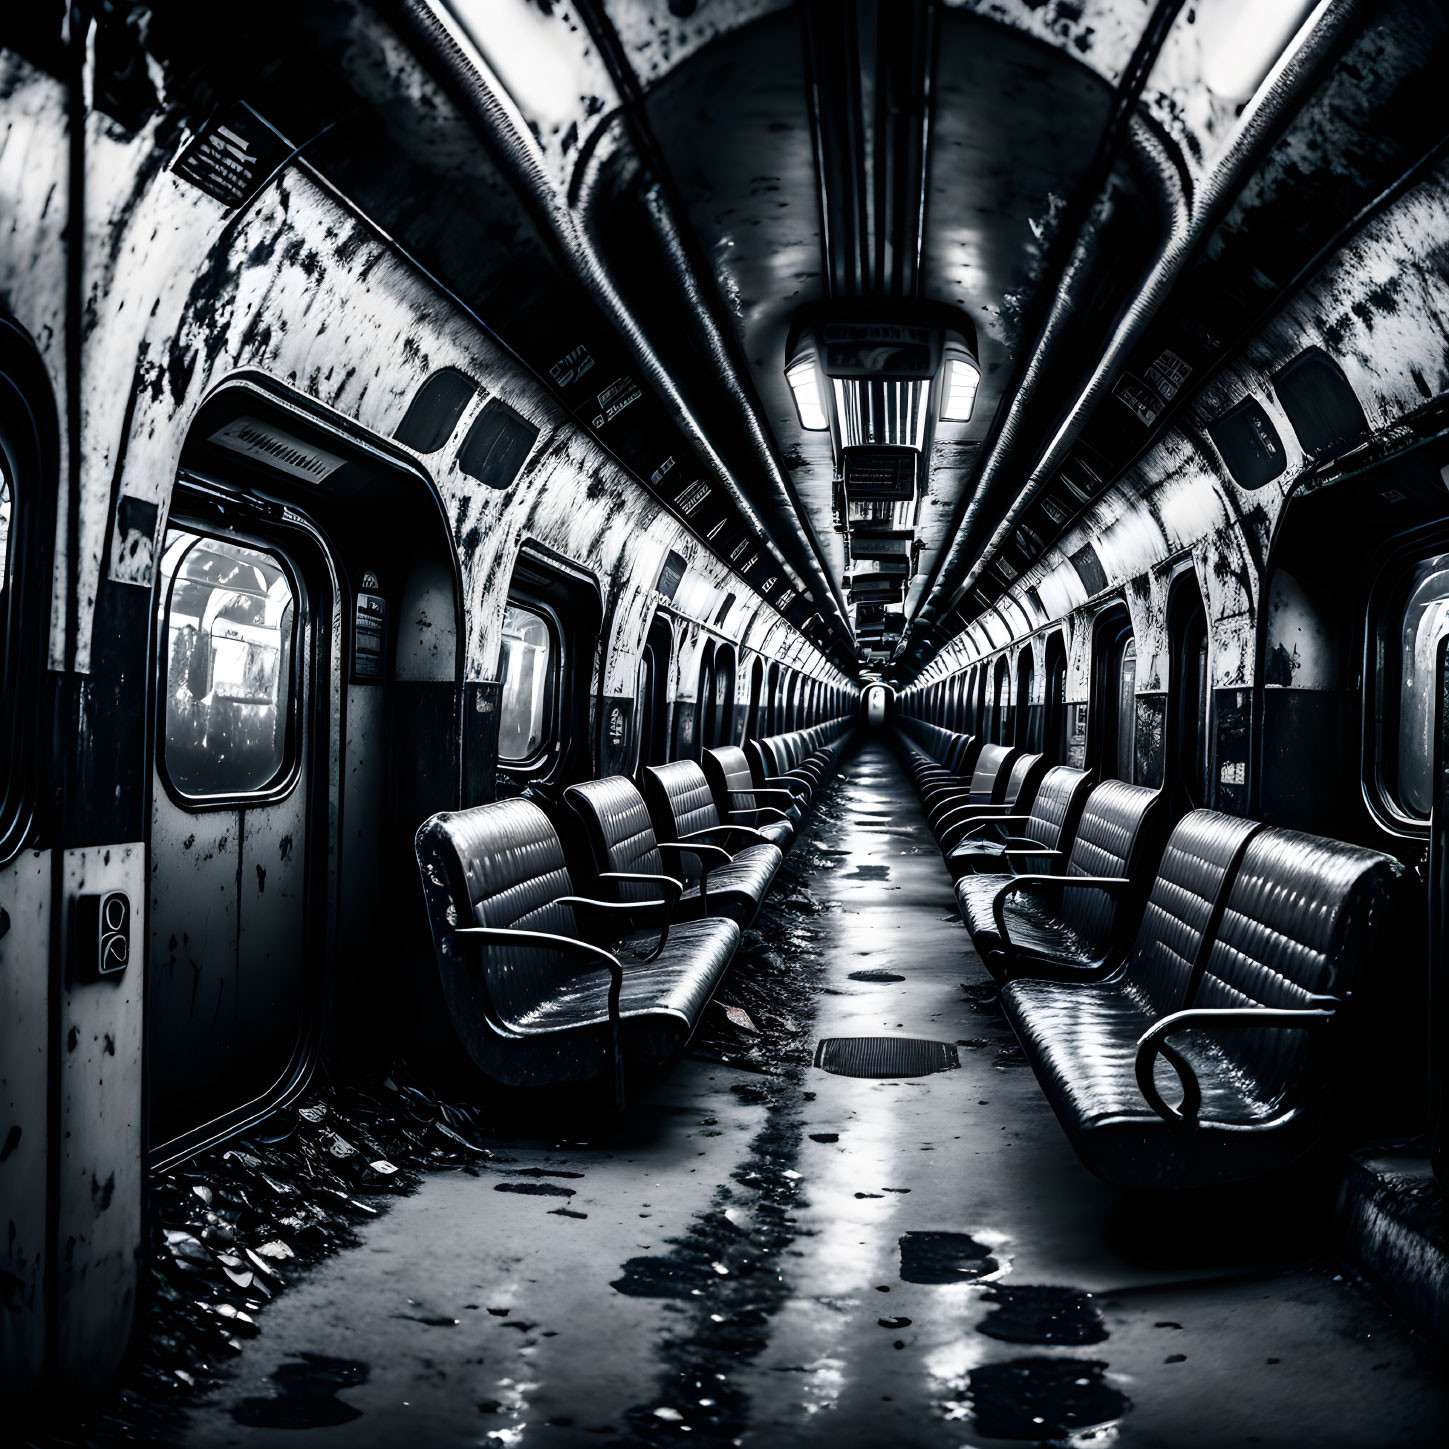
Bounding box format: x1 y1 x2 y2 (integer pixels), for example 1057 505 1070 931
1144 348 1193 402
172 104 289 210
1113 373 1162 427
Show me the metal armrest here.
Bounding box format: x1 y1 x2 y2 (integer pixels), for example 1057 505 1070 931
455 925 628 1110
730 787 796 808
727 806 790 826
935 802 1011 843
658 840 732 910
597 870 684 903
961 814 1033 840
680 823 771 851
555 895 671 962
1134 1004 1339 1125
992 875 1130 949
765 774 812 797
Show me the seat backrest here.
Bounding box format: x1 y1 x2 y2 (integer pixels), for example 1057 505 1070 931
744 737 770 786
968 743 1019 805
1057 780 1166 951
564 776 667 902
946 732 982 778
755 736 783 774
1003 753 1048 813
1192 826 1401 1104
702 745 755 816
1123 810 1262 1016
1024 765 1093 854
414 799 580 1025
643 761 723 882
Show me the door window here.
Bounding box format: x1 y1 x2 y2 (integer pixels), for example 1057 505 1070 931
160 530 298 799
1393 554 1449 818
498 603 555 764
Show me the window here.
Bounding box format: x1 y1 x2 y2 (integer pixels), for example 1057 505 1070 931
638 616 672 772
1169 579 1212 806
1390 553 1449 818
745 657 764 740
714 646 736 745
1116 638 1137 783
1015 649 1034 750
1044 633 1067 763
992 657 1009 744
160 530 299 798
695 643 717 757
1090 606 1135 782
498 602 555 764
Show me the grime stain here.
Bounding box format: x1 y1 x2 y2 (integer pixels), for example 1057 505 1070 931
899 1231 1001 1284
231 1353 369 1429
964 1357 1129 1440
978 1284 1108 1345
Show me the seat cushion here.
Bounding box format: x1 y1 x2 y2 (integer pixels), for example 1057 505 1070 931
956 875 1097 978
956 873 1010 958
1003 977 1291 1134
697 841 783 924
617 915 740 1024
755 818 795 852
516 916 740 1066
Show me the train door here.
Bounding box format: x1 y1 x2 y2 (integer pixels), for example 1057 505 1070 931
146 485 334 1158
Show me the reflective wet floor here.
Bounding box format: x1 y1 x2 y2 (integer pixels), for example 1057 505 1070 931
179 741 1447 1448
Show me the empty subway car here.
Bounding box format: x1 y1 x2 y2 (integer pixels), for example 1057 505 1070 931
2 2 1446 1445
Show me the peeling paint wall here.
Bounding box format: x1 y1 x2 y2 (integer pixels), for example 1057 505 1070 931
0 40 853 1401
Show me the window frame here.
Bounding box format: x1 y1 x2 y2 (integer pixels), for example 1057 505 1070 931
154 522 309 813
0 333 55 863
495 595 563 776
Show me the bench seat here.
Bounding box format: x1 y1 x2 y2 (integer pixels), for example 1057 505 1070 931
1000 814 1401 1189
416 797 740 1094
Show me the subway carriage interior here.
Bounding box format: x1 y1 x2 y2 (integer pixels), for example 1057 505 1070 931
2 0 1448 1444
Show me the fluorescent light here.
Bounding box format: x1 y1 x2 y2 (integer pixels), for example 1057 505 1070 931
786 357 829 431
940 357 979 423
1201 0 1319 106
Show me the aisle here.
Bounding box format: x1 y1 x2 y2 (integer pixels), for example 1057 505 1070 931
180 739 1446 1448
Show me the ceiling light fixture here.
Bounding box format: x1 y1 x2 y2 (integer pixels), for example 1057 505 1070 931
1200 0 1321 107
